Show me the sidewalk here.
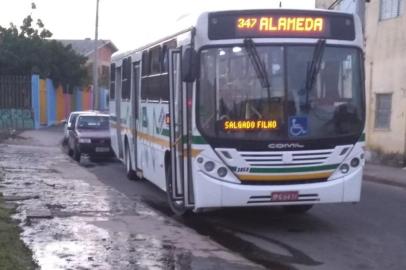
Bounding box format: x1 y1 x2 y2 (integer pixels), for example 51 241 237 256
0 128 263 270
364 163 406 188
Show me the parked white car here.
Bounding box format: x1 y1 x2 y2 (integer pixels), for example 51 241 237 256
62 111 98 144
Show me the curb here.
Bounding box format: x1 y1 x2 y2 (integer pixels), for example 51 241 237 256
363 173 406 189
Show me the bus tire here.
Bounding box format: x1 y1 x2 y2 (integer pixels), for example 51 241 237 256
165 164 188 216
125 144 137 180
283 204 313 214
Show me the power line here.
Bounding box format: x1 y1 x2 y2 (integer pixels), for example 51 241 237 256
328 0 344 10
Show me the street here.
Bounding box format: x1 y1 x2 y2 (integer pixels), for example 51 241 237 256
1 127 405 270
90 145 406 270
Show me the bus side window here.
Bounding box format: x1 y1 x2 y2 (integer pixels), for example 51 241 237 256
110 63 115 100
161 45 168 72
133 63 140 119
142 51 150 76
161 39 177 73
150 46 161 74
122 57 131 100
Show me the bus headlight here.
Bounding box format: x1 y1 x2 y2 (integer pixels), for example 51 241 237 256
339 164 350 174
217 167 228 178
350 158 360 168
196 154 240 184
204 161 215 172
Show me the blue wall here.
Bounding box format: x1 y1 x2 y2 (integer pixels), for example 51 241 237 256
46 79 56 126
31 75 40 129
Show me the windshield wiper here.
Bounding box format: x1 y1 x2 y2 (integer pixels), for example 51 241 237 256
304 39 326 106
243 38 270 89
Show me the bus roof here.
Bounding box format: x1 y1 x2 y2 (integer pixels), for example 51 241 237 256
112 8 359 61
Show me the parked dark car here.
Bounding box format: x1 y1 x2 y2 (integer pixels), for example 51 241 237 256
67 113 113 162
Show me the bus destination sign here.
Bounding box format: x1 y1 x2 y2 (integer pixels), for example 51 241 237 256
224 120 278 131
237 16 324 34
209 10 355 40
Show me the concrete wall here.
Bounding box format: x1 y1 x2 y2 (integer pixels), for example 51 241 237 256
0 109 34 130
365 0 406 156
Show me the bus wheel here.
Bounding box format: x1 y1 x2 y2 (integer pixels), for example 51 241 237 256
165 164 188 216
283 204 313 214
125 145 137 180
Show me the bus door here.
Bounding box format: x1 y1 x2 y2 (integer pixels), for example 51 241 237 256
168 48 191 207
132 62 140 170
115 66 124 159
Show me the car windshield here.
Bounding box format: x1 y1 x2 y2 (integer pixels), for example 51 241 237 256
77 116 109 130
197 45 364 142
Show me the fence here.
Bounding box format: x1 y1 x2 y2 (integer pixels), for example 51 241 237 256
1 74 109 130
0 75 34 129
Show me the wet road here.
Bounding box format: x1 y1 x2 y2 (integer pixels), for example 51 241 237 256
1 128 405 270
88 145 406 270
0 128 263 270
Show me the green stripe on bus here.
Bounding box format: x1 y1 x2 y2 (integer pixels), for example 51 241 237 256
192 135 207 145
248 164 339 174
358 133 365 142
155 128 207 145
155 128 170 137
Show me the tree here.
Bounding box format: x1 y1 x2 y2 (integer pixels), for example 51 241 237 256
0 2 88 90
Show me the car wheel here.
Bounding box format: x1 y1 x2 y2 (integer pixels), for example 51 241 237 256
67 143 73 156
283 204 313 214
73 145 81 162
125 145 137 180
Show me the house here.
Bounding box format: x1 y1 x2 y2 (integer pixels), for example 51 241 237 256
59 39 118 90
316 0 406 166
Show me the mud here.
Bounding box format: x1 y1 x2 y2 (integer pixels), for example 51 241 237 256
0 131 263 270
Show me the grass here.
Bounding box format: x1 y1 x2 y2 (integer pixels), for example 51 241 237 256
0 195 37 270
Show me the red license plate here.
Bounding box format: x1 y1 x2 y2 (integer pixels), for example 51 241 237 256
271 191 299 202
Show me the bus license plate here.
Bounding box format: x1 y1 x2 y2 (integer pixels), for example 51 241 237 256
271 191 299 202
95 147 109 153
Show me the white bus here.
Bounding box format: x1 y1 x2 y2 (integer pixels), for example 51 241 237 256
109 8 365 215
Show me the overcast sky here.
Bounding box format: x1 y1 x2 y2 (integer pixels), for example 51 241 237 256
0 0 315 51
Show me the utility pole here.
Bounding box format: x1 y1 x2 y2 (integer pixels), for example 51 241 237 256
93 0 100 110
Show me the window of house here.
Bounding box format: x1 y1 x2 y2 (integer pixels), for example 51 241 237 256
380 0 403 20
375 93 392 129
100 65 110 88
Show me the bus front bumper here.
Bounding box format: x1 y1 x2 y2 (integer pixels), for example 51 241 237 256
193 167 363 210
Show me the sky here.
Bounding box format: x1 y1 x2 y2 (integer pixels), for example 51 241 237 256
0 0 315 52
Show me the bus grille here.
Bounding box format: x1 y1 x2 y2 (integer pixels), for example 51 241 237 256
240 150 333 166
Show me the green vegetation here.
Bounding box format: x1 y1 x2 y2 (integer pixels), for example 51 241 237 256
0 196 37 270
0 2 88 91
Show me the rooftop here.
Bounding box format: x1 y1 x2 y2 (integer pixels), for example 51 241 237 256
58 39 118 57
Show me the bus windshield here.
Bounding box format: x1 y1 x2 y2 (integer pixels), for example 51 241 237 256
197 45 364 142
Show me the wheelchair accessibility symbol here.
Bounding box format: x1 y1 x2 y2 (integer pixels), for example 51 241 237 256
289 117 308 137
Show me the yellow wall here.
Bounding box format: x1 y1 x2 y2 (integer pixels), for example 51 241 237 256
365 1 406 155
39 79 47 125
56 85 65 122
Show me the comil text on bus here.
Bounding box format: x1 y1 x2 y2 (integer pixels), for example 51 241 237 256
237 16 324 33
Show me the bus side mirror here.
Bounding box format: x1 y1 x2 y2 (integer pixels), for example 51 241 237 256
182 47 197 83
